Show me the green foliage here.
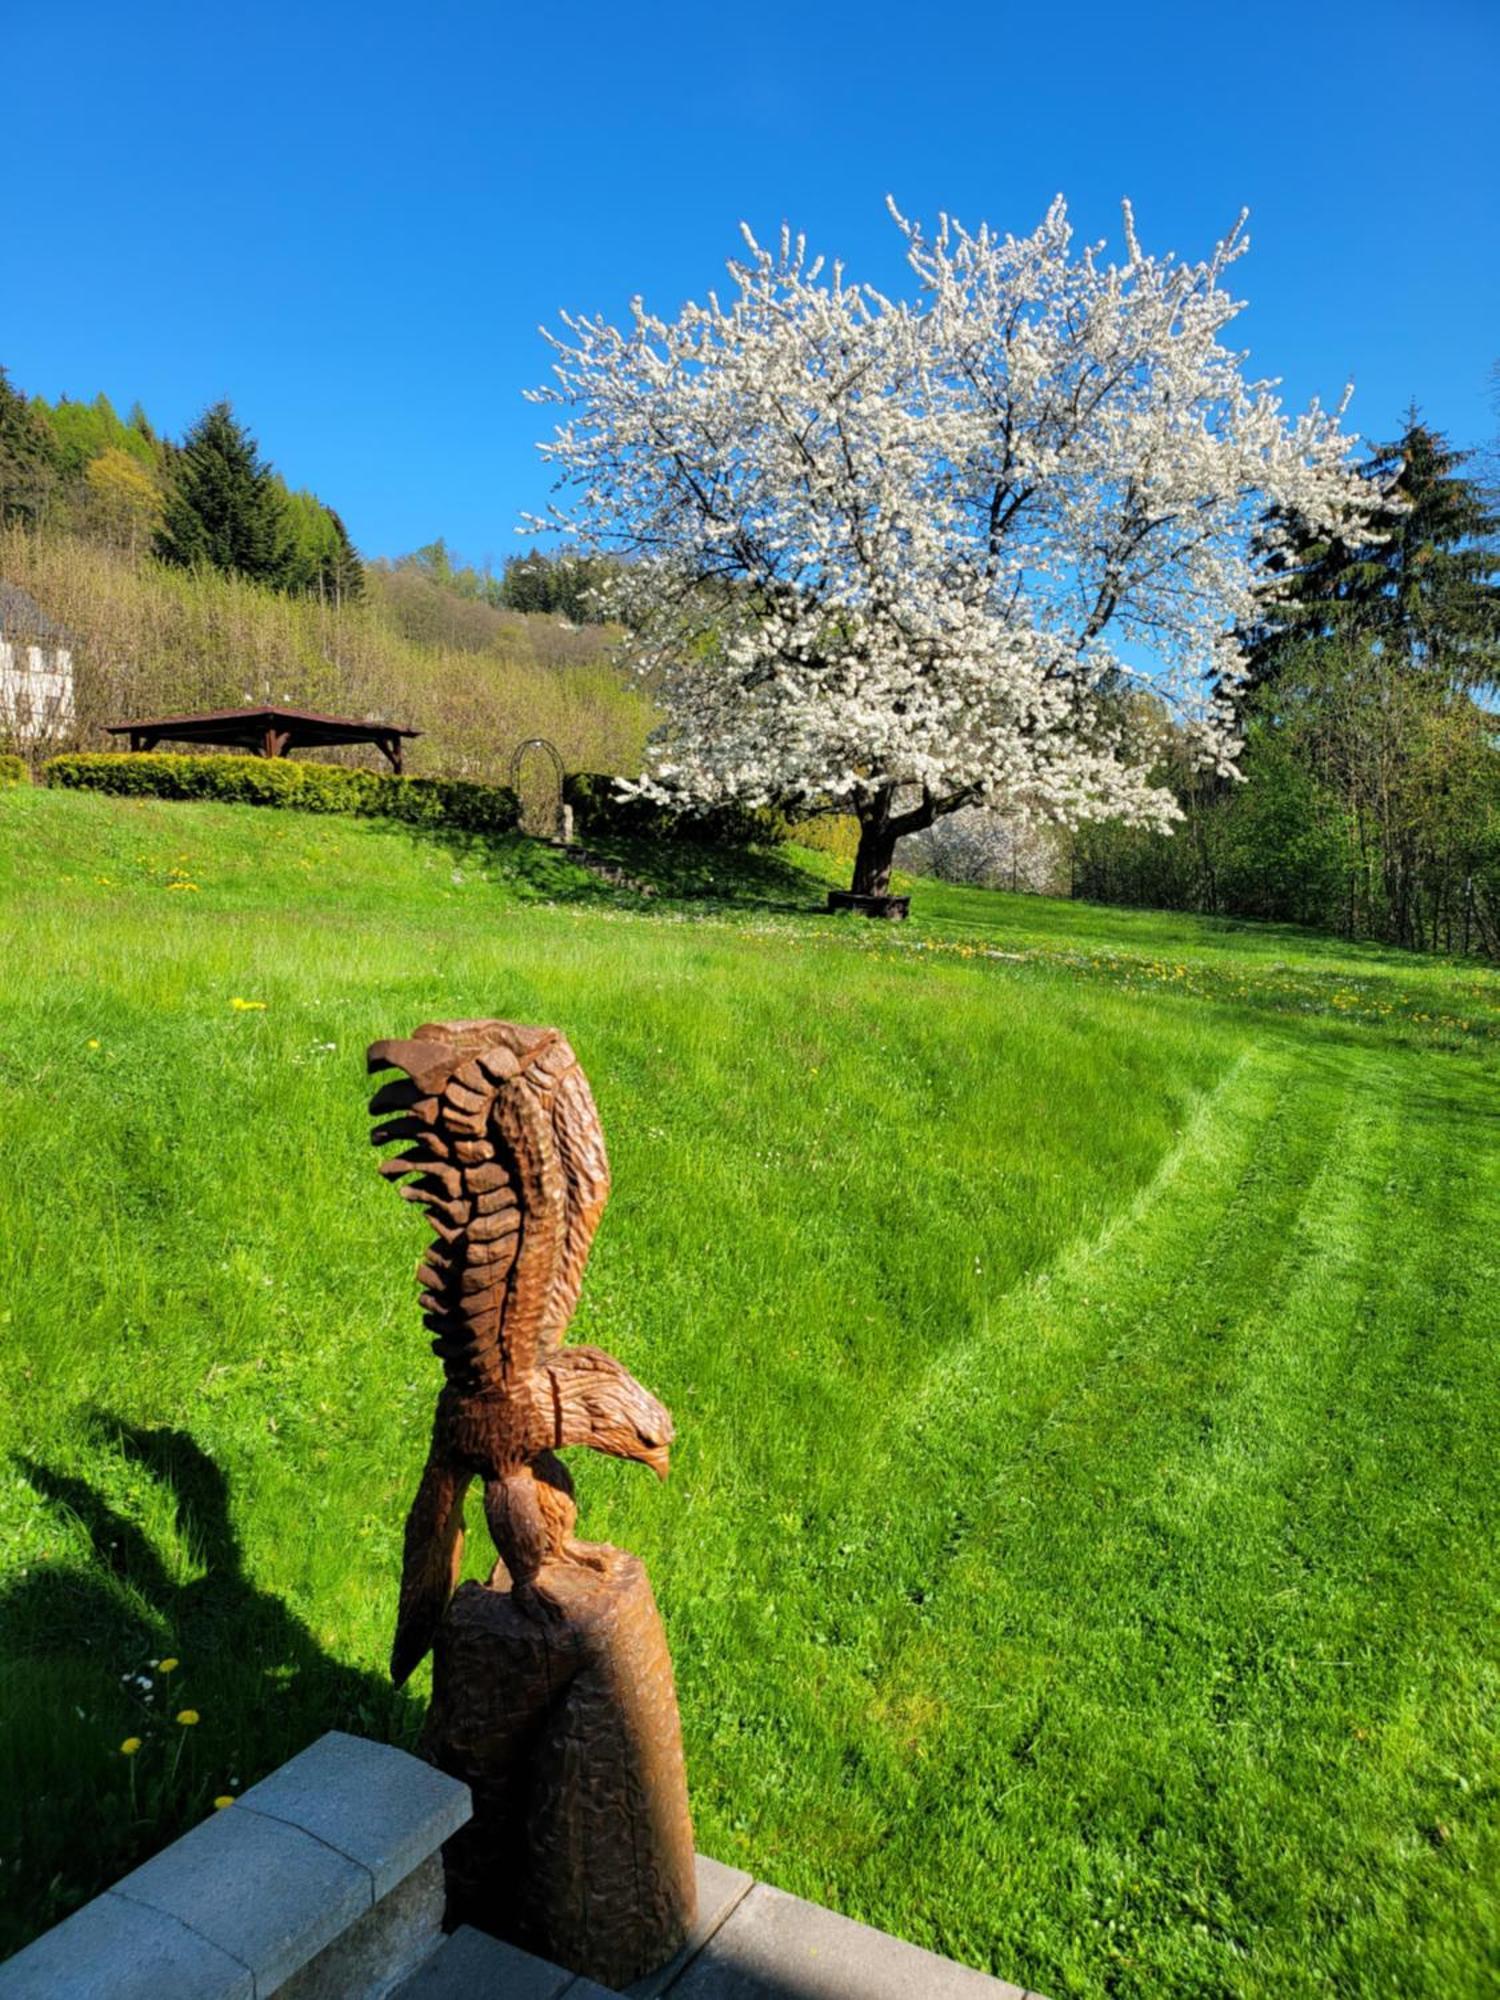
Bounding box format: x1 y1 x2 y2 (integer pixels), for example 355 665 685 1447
277 488 364 602
371 560 517 653
563 770 791 846
82 447 165 553
1083 415 1500 956
0 367 60 526
0 752 29 786
5 370 359 603
1372 417 1500 688
785 811 862 862
39 393 156 479
378 542 620 627
496 548 620 623
1244 417 1500 703
1207 731 1348 926
44 753 519 833
155 402 294 586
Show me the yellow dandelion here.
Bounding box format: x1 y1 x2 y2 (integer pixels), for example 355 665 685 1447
87 1039 100 1050
176 1709 200 1726
120 1737 142 1756
230 998 266 1012
213 1795 235 1810
158 1657 179 1674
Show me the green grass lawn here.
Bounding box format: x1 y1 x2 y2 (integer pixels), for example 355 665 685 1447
1 785 1496 1997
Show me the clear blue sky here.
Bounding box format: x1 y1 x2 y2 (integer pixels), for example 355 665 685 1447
4 0 1496 566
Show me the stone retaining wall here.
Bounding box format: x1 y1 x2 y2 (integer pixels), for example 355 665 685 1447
0 1732 1044 1999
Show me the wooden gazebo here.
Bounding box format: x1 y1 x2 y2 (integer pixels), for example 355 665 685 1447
107 705 420 774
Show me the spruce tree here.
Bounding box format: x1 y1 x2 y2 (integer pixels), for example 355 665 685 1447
1241 415 1500 699
323 508 365 602
156 401 291 585
1372 414 1500 689
0 366 59 526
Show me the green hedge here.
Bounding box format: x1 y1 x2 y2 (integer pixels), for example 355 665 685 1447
0 753 28 788
43 753 519 834
563 771 791 847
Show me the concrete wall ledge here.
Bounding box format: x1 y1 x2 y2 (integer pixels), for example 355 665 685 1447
0 1732 471 2000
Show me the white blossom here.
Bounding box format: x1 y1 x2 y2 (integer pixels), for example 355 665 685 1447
527 196 1382 890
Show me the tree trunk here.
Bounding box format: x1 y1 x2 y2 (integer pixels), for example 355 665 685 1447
851 792 900 896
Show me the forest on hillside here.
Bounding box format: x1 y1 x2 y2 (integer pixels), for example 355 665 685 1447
0 371 650 783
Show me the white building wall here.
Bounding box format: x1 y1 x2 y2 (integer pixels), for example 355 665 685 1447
0 639 75 742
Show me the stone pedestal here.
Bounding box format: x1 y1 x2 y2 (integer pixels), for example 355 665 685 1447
422 1549 697 1989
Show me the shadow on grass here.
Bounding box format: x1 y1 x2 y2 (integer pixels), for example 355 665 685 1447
2 1415 420 1956
409 821 830 915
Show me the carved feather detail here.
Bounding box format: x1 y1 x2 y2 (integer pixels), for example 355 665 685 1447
369 1019 669 1680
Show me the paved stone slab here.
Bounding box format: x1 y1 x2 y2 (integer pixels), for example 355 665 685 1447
619 1855 755 1997
113 1800 370 1995
0 1887 252 2000
237 1730 471 1899
393 1925 576 1999
664 1882 1032 2000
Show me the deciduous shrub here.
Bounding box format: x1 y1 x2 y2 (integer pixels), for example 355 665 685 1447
563 771 790 846
43 753 519 833
0 754 29 787
785 812 861 862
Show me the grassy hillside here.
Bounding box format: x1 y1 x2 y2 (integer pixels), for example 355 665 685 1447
1 786 1496 1996
0 527 653 782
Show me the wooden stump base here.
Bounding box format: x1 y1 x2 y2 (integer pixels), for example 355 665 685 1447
421 1547 697 1988
826 890 911 920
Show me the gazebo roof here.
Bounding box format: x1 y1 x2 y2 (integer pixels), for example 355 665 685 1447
106 705 419 747
107 705 420 773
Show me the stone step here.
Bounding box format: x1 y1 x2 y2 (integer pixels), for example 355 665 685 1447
394 1853 1042 2000
394 1924 614 1999
658 1880 1038 1999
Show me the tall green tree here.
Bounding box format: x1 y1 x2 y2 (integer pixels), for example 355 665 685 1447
155 401 291 585
0 367 59 526
1369 415 1500 690
279 486 364 602
1242 416 1500 699
41 392 156 478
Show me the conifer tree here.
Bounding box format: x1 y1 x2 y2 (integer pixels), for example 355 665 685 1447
0 366 59 526
323 508 365 603
156 401 292 585
1373 415 1500 690
1241 416 1500 698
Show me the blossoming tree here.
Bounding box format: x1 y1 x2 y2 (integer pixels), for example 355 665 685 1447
529 198 1377 901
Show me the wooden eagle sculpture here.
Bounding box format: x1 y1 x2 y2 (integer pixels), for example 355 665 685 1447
368 1019 673 1686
